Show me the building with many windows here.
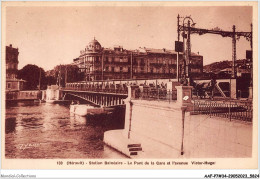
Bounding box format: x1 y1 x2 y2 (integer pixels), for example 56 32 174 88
6 44 24 91
73 38 203 81
189 52 203 75
6 44 19 79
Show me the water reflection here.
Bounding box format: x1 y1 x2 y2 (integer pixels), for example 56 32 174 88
5 117 16 133
70 115 87 127
5 101 126 159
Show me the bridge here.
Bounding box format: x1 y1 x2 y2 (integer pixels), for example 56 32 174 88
62 78 173 107
63 89 127 107
61 78 237 107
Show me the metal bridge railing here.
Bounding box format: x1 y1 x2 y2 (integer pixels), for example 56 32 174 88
192 100 253 122
64 86 128 95
133 87 177 102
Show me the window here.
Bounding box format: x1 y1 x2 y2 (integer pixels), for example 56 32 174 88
133 59 137 65
112 67 114 72
163 59 166 65
162 68 166 73
141 58 144 65
7 83 11 89
120 67 123 72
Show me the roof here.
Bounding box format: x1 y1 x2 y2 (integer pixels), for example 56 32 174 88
145 48 177 54
88 37 101 47
6 78 26 82
137 47 180 55
191 52 202 57
220 68 232 72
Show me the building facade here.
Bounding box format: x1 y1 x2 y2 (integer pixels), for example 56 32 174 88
6 44 19 79
6 44 24 91
73 38 203 81
189 52 203 76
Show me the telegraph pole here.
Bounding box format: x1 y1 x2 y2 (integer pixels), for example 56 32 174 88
182 20 186 81
177 14 180 81
187 20 191 80
102 52 104 81
232 25 237 78
65 65 67 85
177 16 251 81
250 23 253 87
131 52 133 79
248 23 253 99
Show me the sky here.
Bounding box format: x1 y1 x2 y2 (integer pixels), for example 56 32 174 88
5 4 252 71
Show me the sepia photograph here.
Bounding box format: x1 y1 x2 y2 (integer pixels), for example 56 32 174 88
1 1 258 172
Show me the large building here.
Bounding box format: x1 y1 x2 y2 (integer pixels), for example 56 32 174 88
73 38 203 81
6 44 24 91
6 44 19 79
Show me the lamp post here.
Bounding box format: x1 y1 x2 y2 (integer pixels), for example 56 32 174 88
177 14 180 82
250 23 253 88
180 16 196 85
248 23 253 99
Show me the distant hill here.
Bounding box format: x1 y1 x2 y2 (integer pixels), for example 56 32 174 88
204 60 232 73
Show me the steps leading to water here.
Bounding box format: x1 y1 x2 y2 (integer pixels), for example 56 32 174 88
127 144 141 148
128 144 142 156
104 130 144 158
129 147 142 151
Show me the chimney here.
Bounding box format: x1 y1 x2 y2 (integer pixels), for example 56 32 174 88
10 44 12 47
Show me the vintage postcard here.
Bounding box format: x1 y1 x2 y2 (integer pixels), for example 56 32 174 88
1 1 258 172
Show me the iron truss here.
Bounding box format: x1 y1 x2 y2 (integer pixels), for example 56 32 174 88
178 25 252 42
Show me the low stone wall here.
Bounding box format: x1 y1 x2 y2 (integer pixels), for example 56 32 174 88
183 114 252 158
105 99 252 158
104 85 252 158
129 100 184 151
6 90 41 100
127 100 252 158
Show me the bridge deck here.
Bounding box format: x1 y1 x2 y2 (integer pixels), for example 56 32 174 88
63 89 128 97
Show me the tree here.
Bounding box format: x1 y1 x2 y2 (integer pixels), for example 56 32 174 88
66 64 85 83
46 64 84 87
17 64 47 90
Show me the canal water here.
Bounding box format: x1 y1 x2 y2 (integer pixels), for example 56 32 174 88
5 101 126 159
